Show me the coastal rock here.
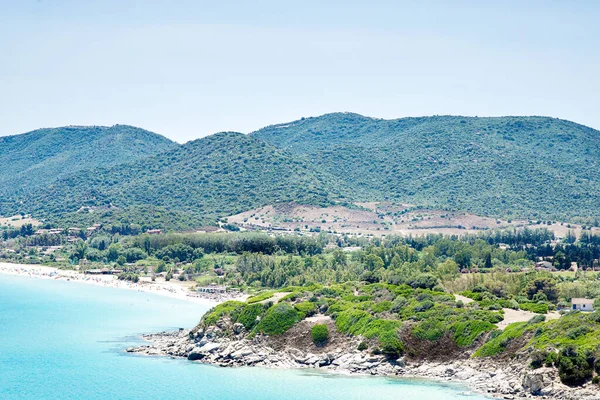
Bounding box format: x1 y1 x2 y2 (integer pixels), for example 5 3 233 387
187 342 222 360
232 323 245 335
318 355 332 367
231 347 254 359
453 366 478 381
204 326 223 339
218 343 236 358
200 342 222 353
187 350 206 361
245 354 266 365
129 328 600 400
522 369 549 394
332 353 352 367
304 354 320 365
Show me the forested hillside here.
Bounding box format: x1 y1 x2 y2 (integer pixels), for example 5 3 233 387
2 114 600 230
1 132 344 228
0 125 178 194
253 113 600 222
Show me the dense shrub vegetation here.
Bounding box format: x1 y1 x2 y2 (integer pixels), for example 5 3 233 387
199 279 600 387
2 132 344 228
255 113 600 224
311 324 329 346
4 115 600 228
0 125 176 191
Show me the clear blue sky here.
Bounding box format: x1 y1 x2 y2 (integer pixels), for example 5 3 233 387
1 0 599 142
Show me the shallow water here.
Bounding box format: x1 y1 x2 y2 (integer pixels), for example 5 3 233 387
0 274 492 399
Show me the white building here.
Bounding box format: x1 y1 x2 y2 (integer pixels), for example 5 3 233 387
571 298 594 312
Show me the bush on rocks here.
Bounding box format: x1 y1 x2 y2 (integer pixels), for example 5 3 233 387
312 324 329 346
294 301 317 318
256 303 301 335
557 347 593 386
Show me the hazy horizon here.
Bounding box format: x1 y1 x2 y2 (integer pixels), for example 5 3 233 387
1 0 599 142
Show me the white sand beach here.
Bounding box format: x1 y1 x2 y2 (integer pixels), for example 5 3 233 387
0 262 241 306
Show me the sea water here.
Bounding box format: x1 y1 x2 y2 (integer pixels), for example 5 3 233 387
0 274 492 400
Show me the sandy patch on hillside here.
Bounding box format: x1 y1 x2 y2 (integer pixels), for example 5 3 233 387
497 309 560 330
258 292 291 304
453 294 475 304
453 293 562 330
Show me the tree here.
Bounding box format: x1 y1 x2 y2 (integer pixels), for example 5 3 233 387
364 254 384 271
124 247 147 263
565 230 577 244
143 235 151 255
454 250 471 269
409 273 438 290
558 347 593 386
331 249 347 267
435 259 459 281
107 244 122 262
361 271 379 284
484 253 493 269
156 261 166 273
525 277 558 302
74 240 88 260
19 223 34 237
553 251 568 270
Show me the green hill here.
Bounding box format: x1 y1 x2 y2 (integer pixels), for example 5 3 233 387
0 125 178 195
3 113 600 230
253 113 600 222
3 132 344 228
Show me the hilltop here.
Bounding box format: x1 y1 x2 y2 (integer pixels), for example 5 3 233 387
3 113 600 230
3 132 345 228
0 124 177 193
253 113 600 223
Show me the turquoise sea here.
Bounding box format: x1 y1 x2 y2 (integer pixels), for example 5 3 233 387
0 274 492 399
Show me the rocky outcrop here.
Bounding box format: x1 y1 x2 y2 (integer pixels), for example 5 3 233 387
127 329 600 400
522 368 552 395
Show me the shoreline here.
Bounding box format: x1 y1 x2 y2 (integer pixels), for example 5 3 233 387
0 262 237 306
128 328 600 400
5 262 599 399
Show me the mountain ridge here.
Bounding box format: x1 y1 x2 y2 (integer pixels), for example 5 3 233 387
0 131 345 228
252 113 600 223
2 113 600 229
0 124 178 194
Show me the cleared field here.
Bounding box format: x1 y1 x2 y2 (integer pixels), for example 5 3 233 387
0 215 40 228
551 271 598 278
227 202 596 237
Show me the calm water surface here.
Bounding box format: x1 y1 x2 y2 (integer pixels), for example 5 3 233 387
0 274 492 399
